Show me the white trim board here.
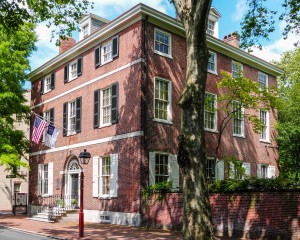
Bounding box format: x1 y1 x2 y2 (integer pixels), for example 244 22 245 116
29 131 144 156
31 58 144 109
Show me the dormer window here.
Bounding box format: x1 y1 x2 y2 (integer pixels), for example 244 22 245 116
207 20 215 36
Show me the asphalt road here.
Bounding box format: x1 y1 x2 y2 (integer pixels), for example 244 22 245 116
0 227 54 240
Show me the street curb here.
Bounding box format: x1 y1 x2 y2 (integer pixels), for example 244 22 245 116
0 225 68 240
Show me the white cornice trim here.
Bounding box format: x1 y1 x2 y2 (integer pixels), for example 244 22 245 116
31 58 144 109
29 3 282 82
29 131 144 156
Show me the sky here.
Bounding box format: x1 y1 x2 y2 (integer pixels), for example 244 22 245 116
26 0 298 89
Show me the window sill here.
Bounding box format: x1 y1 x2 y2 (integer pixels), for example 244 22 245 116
205 128 219 133
233 134 245 139
43 89 52 94
68 76 78 82
207 70 218 76
260 139 270 144
101 59 113 66
98 196 111 199
154 50 173 59
153 118 173 125
67 132 77 137
99 123 112 128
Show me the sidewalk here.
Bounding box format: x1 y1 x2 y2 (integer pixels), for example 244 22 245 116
0 213 182 240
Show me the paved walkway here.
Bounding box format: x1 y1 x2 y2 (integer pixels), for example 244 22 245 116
0 213 182 240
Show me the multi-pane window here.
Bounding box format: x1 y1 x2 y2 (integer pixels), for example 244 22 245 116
100 157 111 196
102 42 112 64
101 87 112 125
261 165 268 178
233 101 244 136
14 183 21 193
43 164 48 195
155 154 169 183
83 24 89 36
259 72 268 89
154 29 171 56
260 110 269 141
206 158 216 182
208 52 217 73
43 110 51 141
204 93 217 131
68 101 76 134
154 78 171 122
232 61 243 78
44 75 51 92
69 61 77 80
207 20 215 36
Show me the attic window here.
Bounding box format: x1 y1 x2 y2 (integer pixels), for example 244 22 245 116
207 20 215 36
83 24 89 37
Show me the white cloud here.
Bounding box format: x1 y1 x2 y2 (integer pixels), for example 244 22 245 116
232 0 248 21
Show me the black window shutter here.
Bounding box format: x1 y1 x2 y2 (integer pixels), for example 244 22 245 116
112 35 119 58
94 46 101 68
50 108 54 124
40 79 44 95
64 65 69 83
51 73 55 89
75 97 82 133
63 102 68 136
77 57 82 76
111 82 118 124
94 90 100 128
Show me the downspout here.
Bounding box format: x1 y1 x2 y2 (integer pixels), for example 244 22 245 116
140 14 149 224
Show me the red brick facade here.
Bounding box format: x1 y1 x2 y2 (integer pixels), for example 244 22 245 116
29 3 282 231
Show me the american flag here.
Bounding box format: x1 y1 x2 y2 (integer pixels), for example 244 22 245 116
32 116 48 144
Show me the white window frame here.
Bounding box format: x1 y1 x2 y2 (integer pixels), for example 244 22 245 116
232 61 243 78
260 110 270 142
207 20 215 36
42 110 51 142
208 51 217 75
38 162 53 197
204 92 217 132
14 182 21 193
44 74 52 93
69 60 78 81
101 41 113 64
154 77 172 124
206 157 216 182
99 156 111 198
154 28 172 58
100 86 112 128
68 100 76 135
232 101 245 137
82 24 89 37
258 72 268 90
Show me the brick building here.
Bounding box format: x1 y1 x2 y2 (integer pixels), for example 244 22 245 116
28 4 282 226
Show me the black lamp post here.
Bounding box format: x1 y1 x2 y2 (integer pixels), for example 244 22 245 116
78 149 91 238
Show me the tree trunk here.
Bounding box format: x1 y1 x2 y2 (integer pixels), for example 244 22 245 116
173 0 214 239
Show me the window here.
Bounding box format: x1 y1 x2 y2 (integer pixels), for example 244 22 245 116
64 57 82 83
206 158 216 182
208 52 217 74
207 20 215 36
232 101 244 136
38 163 53 196
83 24 89 36
204 93 217 131
63 97 81 136
149 152 179 189
229 162 251 180
257 164 275 178
14 183 21 193
154 77 172 123
232 61 243 78
40 73 55 94
260 110 269 141
94 35 119 67
42 109 54 141
154 29 172 57
258 72 268 89
92 154 118 198
94 83 119 128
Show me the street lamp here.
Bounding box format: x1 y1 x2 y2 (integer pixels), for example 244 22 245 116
78 149 91 238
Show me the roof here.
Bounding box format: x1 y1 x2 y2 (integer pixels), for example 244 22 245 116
28 3 283 82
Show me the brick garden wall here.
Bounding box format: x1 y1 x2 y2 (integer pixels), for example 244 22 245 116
142 192 300 239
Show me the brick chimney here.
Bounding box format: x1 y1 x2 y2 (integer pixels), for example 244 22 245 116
223 33 240 48
59 37 76 54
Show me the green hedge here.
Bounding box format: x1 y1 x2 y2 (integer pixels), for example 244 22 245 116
208 177 300 193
